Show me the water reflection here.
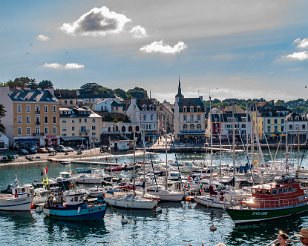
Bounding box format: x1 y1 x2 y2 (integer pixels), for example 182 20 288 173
44 217 108 243
0 211 35 230
227 214 306 245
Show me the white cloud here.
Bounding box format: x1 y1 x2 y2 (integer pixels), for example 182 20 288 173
60 6 131 37
294 38 308 49
129 25 148 39
42 63 85 70
284 51 308 61
37 34 50 41
140 40 187 54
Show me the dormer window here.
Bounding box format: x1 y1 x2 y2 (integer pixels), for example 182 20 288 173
190 106 194 112
183 106 187 112
197 106 201 112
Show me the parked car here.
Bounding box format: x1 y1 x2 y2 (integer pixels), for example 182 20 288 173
27 147 37 154
56 145 68 152
46 147 56 153
37 147 48 153
66 147 74 152
18 149 29 155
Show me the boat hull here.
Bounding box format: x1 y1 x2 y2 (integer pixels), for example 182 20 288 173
104 197 158 209
0 195 33 211
226 204 308 224
194 195 230 209
43 203 108 221
148 191 184 202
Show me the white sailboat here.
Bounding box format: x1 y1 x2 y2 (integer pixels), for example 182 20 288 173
147 134 184 202
104 126 159 210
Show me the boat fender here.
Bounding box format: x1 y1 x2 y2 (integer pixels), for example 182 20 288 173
77 206 81 213
121 215 128 224
155 207 163 213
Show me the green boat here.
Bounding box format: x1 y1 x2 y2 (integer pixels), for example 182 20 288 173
226 176 308 224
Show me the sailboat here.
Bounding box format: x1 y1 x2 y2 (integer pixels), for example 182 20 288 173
146 137 184 202
104 128 159 210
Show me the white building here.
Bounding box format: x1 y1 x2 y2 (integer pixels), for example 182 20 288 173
125 98 158 142
0 133 9 150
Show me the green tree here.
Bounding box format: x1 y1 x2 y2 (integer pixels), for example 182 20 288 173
113 88 127 99
79 83 102 94
38 80 53 89
0 104 6 133
127 87 148 99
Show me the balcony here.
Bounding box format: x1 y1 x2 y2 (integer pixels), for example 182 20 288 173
36 121 40 125
35 111 40 114
80 129 90 134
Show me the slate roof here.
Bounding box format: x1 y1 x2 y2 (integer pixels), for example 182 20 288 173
211 113 250 122
178 98 205 112
9 89 58 102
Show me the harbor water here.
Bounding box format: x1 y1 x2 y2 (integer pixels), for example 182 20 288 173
0 151 307 246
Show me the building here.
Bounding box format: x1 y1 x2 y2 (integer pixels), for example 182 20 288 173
207 107 252 144
0 133 9 150
157 100 174 134
59 107 102 147
173 80 205 142
285 112 308 143
0 87 60 148
93 98 125 113
125 98 158 143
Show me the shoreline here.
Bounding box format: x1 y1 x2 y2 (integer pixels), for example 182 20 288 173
0 148 146 167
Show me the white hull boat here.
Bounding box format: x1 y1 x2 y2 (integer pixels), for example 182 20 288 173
0 194 33 211
104 192 158 210
194 195 231 209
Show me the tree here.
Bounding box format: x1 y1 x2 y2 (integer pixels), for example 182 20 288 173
0 104 6 133
127 87 148 99
79 83 102 95
38 80 53 89
113 88 127 99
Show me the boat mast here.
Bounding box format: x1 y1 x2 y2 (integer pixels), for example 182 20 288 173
232 104 236 188
209 94 213 186
142 128 146 196
133 103 136 196
165 133 168 190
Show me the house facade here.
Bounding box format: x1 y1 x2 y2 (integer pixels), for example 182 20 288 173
59 107 102 147
0 87 60 148
174 81 205 142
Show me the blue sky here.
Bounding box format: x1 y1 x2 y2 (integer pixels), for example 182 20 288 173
1 0 308 102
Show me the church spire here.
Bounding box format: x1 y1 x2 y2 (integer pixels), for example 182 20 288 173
175 76 184 98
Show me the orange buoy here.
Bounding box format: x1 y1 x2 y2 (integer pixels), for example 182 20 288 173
184 195 194 202
30 203 36 209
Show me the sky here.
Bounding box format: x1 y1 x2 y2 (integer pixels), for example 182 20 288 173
1 0 308 102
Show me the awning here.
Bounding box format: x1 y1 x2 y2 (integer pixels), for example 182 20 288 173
60 136 86 141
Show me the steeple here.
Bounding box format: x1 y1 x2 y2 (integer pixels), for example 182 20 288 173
175 76 184 98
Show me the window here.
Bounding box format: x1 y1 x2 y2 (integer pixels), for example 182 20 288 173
36 128 40 134
26 116 30 124
267 119 270 124
52 105 56 112
150 114 153 121
281 119 284 124
26 105 30 113
197 115 201 121
183 124 187 129
303 124 306 130
190 124 194 130
72 126 75 131
143 115 146 121
62 120 66 124
53 127 57 134
53 116 56 124
92 119 95 123
79 119 82 123
289 125 293 130
44 128 48 134
197 124 201 129
44 116 48 124
72 119 75 123
281 126 284 132
84 119 87 123
184 115 187 121
183 106 187 112
26 127 31 135
267 126 271 132
18 127 22 135
70 100 73 105
190 106 194 113
18 116 22 124
44 105 48 112
35 105 40 113
274 119 277 124
17 105 21 113
92 126 96 130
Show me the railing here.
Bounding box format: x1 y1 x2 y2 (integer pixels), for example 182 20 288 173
242 196 307 209
35 111 40 114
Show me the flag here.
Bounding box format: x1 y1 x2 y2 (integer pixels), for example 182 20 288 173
45 166 48 174
14 176 19 188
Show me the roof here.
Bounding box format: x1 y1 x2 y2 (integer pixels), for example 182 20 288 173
136 98 158 111
178 98 205 112
9 89 58 102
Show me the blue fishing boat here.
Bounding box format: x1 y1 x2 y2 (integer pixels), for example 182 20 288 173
43 190 108 221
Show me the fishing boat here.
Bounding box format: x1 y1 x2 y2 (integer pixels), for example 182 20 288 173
226 175 308 224
43 190 108 221
0 181 34 211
